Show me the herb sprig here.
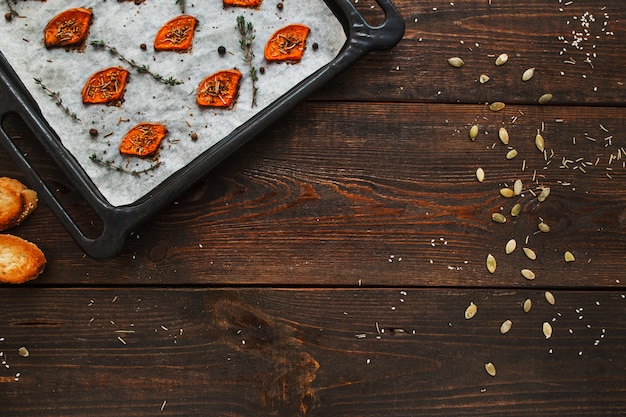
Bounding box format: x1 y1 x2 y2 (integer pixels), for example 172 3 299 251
236 16 258 107
89 153 161 176
4 0 19 19
90 40 183 86
33 78 81 122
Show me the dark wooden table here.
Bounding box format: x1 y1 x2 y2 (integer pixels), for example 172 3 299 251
2 0 626 415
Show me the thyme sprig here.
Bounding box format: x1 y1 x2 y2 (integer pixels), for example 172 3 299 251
90 40 183 86
89 153 161 176
33 78 81 122
176 0 185 13
236 16 258 107
4 0 19 19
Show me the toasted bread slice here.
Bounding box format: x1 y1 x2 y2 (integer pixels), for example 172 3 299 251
0 177 38 231
0 234 46 284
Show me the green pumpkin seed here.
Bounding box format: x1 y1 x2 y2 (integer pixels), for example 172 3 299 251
489 102 506 112
523 247 537 260
511 203 522 216
522 67 535 81
543 322 552 339
465 302 478 319
448 57 465 67
492 213 507 223
495 53 508 66
521 269 536 280
538 93 553 104
486 254 497 273
505 239 516 254
500 320 512 334
564 251 575 262
523 298 532 313
485 362 497 376
469 124 479 140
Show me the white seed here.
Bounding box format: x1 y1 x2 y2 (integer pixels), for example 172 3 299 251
535 133 545 151
538 93 553 104
500 320 512 334
522 67 535 81
476 167 485 182
564 251 575 262
505 239 516 254
521 269 536 280
465 302 478 319
492 213 506 223
513 179 523 195
485 362 497 376
448 57 465 67
499 127 510 145
479 74 490 84
523 247 537 260
538 187 551 202
495 53 508 66
523 298 532 313
506 149 518 160
543 322 553 339
486 254 496 273
469 124 479 140
500 188 515 198
489 102 506 112
538 222 550 233
545 291 556 305
511 203 522 217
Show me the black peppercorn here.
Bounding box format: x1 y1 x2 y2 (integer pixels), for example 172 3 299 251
312 42 319 50
218 46 226 55
277 2 283 10
259 66 265 75
5 12 12 21
89 128 98 137
140 43 147 50
190 132 198 141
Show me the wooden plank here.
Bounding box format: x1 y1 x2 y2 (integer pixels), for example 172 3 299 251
1 288 624 416
321 0 626 104
2 102 626 287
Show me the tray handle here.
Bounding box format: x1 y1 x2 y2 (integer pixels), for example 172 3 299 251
341 0 405 52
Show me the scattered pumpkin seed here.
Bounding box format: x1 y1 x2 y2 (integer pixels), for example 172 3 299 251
469 124 479 140
545 291 556 305
465 302 478 319
511 203 522 217
486 254 497 273
538 93 553 104
538 222 550 233
522 67 535 81
499 127 510 145
543 322 553 339
513 179 522 195
521 268 536 280
506 149 518 160
476 167 485 182
538 187 551 202
500 188 515 198
500 319 512 334
505 239 516 254
479 74 490 84
489 101 506 112
523 298 532 313
485 362 497 376
448 57 465 67
495 53 508 66
523 247 537 260
492 213 507 223
535 133 545 151
18 347 29 357
564 251 575 262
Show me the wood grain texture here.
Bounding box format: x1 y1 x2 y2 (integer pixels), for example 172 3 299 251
1 288 625 416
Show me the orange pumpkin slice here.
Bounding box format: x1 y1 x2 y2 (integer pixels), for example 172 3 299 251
264 24 310 62
81 67 129 104
223 0 262 8
196 69 242 108
119 123 168 157
154 15 198 52
44 8 93 49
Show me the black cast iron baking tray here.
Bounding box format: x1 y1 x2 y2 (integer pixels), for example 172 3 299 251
0 0 404 260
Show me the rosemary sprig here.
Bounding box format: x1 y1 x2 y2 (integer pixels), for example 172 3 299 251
90 40 183 86
33 78 81 122
89 153 161 176
236 16 258 107
176 0 185 13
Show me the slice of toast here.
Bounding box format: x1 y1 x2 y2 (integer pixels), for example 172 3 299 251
0 234 46 284
0 177 38 231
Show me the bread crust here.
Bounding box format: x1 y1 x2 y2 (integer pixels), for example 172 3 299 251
0 177 38 231
0 234 47 284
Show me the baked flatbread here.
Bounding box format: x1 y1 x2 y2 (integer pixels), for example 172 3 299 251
0 234 46 284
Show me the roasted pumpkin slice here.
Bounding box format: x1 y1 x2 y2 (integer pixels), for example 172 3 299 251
196 69 242 108
81 67 129 104
264 24 310 62
44 8 93 49
154 15 198 52
119 123 168 157
223 0 262 8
